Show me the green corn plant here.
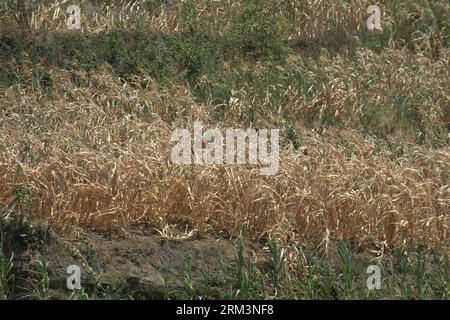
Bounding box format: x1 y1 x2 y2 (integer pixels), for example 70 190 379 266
183 253 196 300
0 248 14 300
23 257 50 300
337 241 354 299
268 240 286 295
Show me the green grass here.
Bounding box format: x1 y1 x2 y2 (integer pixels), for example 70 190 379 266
0 239 14 300
144 240 449 300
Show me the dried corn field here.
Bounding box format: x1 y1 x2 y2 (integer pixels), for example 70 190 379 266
0 0 449 299
0 64 449 246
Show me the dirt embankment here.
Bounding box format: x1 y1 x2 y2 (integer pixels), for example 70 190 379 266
11 226 263 299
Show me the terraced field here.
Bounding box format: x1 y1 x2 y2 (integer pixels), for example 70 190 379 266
0 0 449 299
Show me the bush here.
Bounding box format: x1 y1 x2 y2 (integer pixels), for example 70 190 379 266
225 0 289 62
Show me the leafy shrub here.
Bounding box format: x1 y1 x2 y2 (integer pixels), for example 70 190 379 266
225 0 289 62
